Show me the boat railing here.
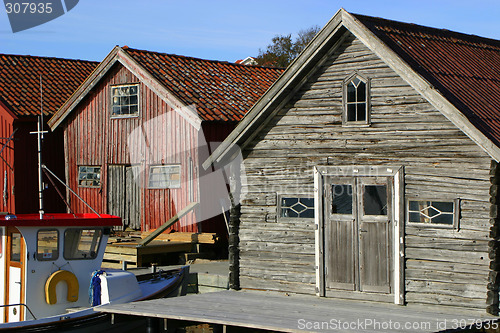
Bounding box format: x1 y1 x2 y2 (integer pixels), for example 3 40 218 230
0 303 37 320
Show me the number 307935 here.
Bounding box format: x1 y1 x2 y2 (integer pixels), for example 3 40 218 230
5 2 53 14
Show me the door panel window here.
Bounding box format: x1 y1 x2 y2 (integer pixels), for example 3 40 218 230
331 184 353 214
363 185 387 216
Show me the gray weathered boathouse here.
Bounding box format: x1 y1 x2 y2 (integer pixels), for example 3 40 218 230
205 8 500 315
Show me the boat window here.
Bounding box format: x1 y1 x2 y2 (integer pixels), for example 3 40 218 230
10 232 21 262
64 229 102 260
37 229 59 261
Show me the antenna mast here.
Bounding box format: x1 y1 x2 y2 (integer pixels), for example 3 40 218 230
31 75 48 219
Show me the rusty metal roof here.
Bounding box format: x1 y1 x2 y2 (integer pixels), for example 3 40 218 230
0 53 98 118
123 47 284 122
353 13 500 146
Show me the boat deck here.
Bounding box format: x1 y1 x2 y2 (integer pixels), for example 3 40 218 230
98 290 497 332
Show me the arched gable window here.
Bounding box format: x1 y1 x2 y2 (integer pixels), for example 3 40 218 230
343 74 370 125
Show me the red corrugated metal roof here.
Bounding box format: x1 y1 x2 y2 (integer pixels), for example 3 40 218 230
123 48 284 122
0 53 98 117
353 13 500 146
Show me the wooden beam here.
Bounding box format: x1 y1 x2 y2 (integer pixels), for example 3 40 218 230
138 202 198 247
140 231 218 244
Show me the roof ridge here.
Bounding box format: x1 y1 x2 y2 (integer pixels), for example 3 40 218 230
122 46 284 71
351 12 500 49
0 52 98 64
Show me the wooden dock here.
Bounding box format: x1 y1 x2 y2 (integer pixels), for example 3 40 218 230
98 290 497 332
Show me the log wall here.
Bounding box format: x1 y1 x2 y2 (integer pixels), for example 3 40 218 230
238 33 493 311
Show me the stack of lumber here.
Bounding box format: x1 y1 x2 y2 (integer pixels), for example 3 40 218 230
139 231 219 244
102 232 219 269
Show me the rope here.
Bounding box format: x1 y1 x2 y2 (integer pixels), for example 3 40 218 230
88 270 104 306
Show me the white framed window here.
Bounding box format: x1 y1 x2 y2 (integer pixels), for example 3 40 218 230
111 84 139 117
148 165 181 189
64 228 102 260
278 195 315 219
78 166 101 187
407 199 459 229
343 73 370 126
37 229 59 261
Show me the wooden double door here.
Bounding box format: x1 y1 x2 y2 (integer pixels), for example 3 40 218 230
107 165 141 230
323 176 392 294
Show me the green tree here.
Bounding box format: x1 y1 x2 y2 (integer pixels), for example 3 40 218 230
256 25 321 68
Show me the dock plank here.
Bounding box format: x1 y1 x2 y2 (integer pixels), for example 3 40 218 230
98 290 496 332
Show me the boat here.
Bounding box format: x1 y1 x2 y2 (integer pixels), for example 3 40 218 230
0 82 190 331
0 213 188 332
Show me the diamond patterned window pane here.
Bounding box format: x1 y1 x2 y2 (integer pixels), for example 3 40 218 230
431 214 453 225
408 200 456 226
432 201 454 213
280 197 314 219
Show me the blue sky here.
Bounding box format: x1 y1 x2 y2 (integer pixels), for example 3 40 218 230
1 0 499 63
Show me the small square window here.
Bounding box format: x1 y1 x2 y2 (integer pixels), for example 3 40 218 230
78 166 101 187
407 199 459 229
111 84 139 117
148 165 181 189
279 195 314 219
37 229 59 261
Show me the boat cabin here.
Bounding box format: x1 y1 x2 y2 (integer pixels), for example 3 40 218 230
0 213 120 323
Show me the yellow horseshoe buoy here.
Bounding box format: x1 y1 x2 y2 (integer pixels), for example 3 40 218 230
45 270 79 305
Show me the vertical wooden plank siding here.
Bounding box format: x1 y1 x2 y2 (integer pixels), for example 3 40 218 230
0 105 15 213
238 33 492 310
64 63 198 232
